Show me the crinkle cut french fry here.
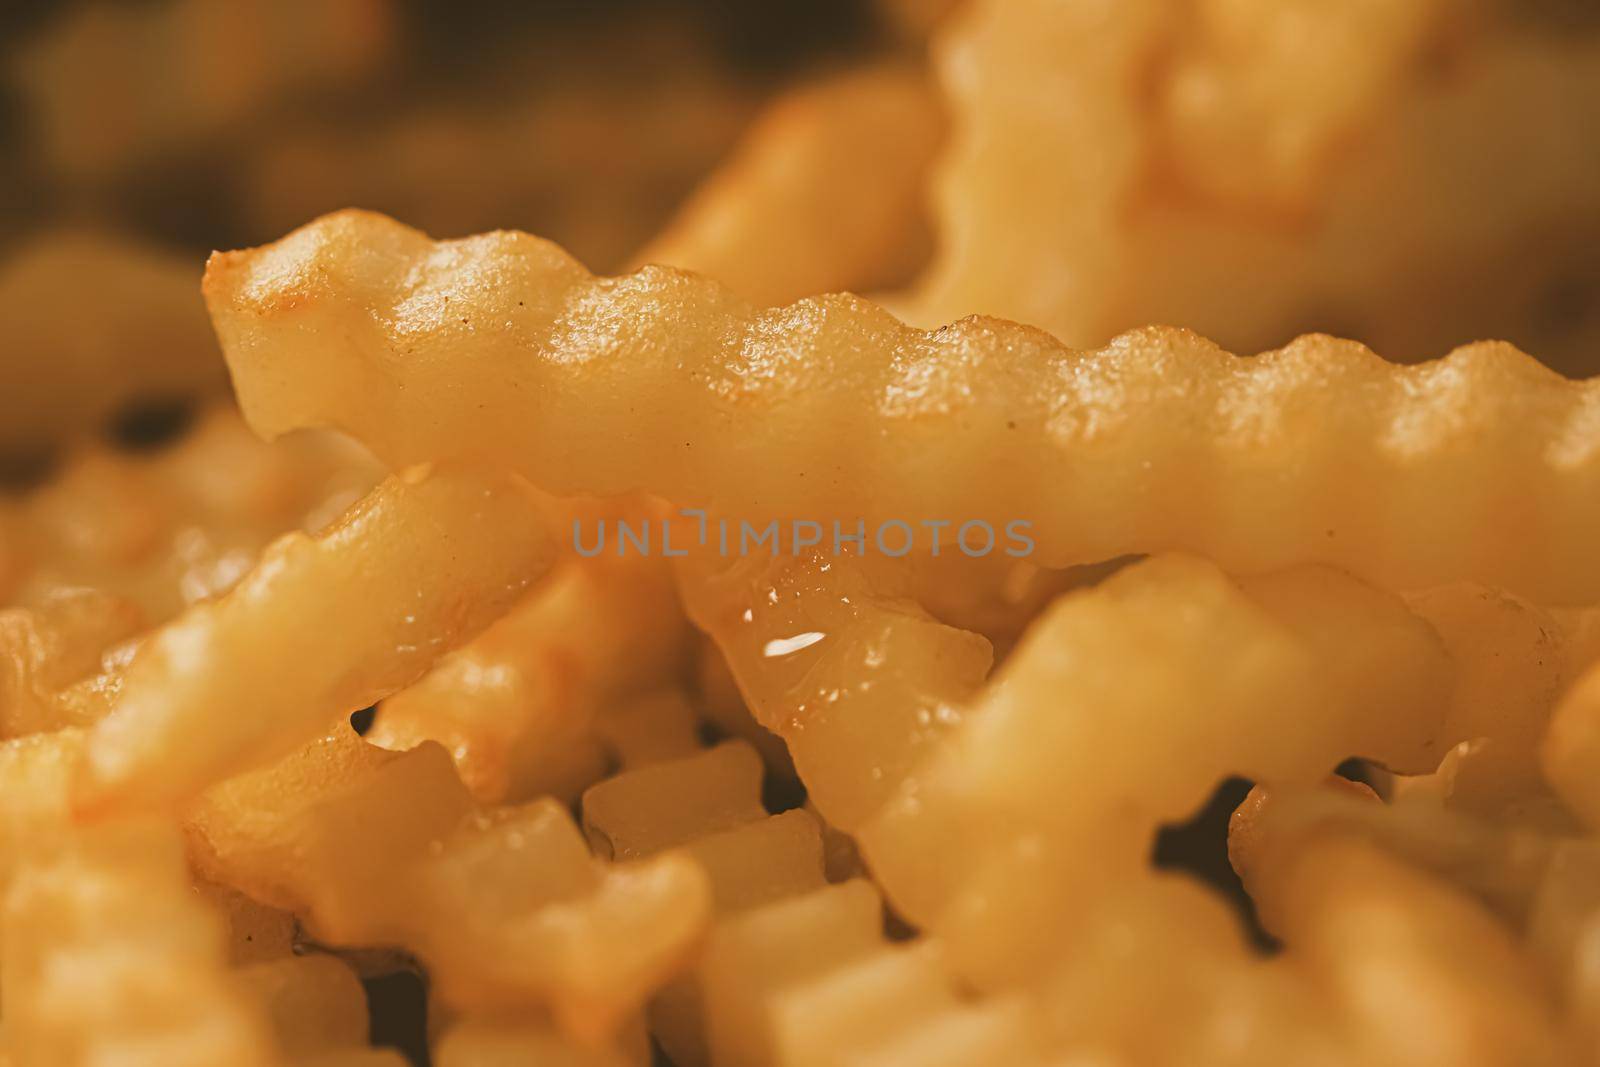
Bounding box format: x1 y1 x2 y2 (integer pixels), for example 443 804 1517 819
580 739 828 1064
903 553 1129 659
1026 875 1345 1067
1228 781 1562 937
1542 661 1600 828
582 741 768 861
193 878 299 965
186 725 709 1040
414 804 707 1039
0 730 86 897
594 689 704 772
5 404 382 622
1161 0 1439 207
677 550 994 830
0 589 144 738
0 231 226 463
681 551 1455 987
1252 831 1570 1065
635 65 943 307
75 462 556 813
701 875 1267 1067
907 0 1162 349
234 954 370 1057
208 211 1600 603
0 819 278 1067
371 543 690 806
908 0 1600 373
1401 585 1600 817
1526 839 1600 1050
692 638 795 785
868 557 1460 985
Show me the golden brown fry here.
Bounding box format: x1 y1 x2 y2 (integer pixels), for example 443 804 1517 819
0 819 277 1067
692 638 794 785
16 0 392 180
1251 832 1569 1065
371 542 690 805
182 727 475 927
1229 781 1562 935
1526 838 1600 1050
1543 661 1600 828
208 211 1600 603
0 232 225 463
907 0 1161 350
192 878 298 965
636 65 943 306
904 553 1131 658
593 690 704 772
0 589 144 737
1228 777 1380 892
4 404 381 621
683 551 1453 986
234 954 369 1058
432 1017 645 1067
703 879 1044 1067
186 725 709 1039
0 730 84 900
580 739 828 1065
1162 0 1440 208
582 742 768 861
75 462 555 813
908 0 1600 372
415 803 707 1038
1402 586 1600 820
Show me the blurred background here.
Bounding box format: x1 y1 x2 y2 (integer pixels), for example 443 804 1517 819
0 0 887 257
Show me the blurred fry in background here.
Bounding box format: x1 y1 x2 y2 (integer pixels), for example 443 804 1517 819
0 0 882 481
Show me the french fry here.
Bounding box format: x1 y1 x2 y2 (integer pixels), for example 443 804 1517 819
76 463 555 812
637 65 943 306
208 211 1600 603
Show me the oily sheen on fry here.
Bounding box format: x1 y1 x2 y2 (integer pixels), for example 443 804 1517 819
75 462 555 812
679 550 1455 985
207 211 1600 603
